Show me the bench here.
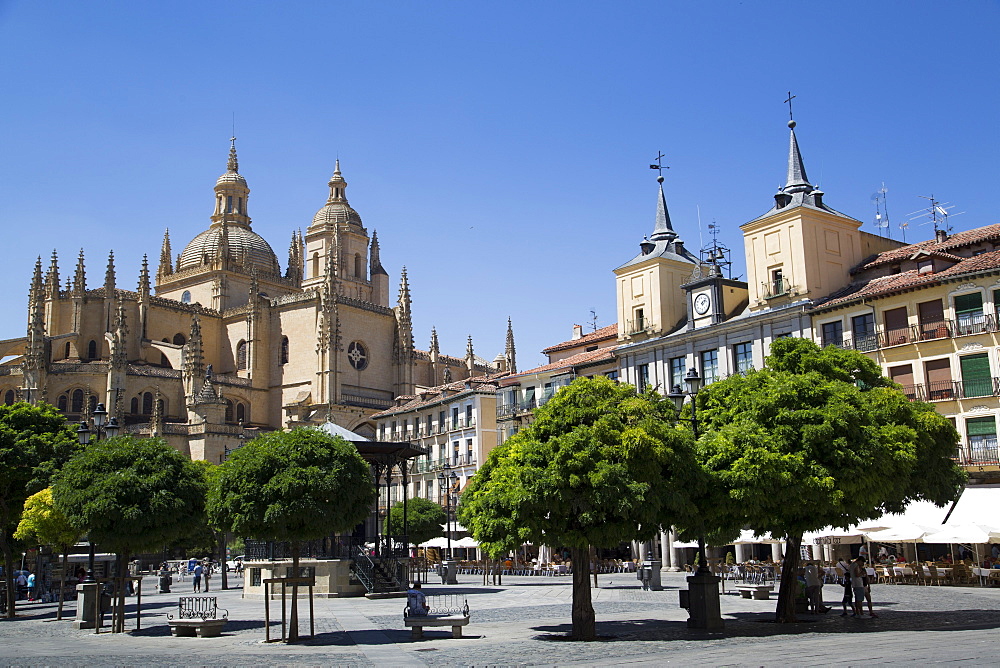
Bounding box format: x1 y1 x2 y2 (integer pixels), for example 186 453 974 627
403 594 470 639
166 596 229 637
735 584 774 600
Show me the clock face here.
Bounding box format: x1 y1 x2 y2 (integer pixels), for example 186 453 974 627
694 293 711 315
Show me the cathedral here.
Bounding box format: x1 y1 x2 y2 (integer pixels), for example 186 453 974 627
0 141 500 462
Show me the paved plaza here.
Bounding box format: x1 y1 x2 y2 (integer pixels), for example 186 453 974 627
1 571 999 666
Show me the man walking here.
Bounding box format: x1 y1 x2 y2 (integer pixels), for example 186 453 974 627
192 561 203 592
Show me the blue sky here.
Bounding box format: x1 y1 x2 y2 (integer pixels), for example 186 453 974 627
1 1 998 369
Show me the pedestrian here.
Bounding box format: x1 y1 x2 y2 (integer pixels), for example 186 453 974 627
860 564 878 618
405 582 428 616
15 571 28 600
192 561 203 592
26 571 36 602
836 558 853 616
203 561 211 592
804 562 829 613
849 556 867 617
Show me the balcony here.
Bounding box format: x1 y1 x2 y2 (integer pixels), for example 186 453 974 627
954 438 999 467
897 377 1000 402
625 318 657 336
762 277 791 300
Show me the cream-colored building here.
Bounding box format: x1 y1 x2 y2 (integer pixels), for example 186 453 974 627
0 141 494 461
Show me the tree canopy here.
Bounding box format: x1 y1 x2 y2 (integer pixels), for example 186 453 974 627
52 435 207 555
14 487 80 550
683 337 966 621
385 497 446 547
0 401 79 617
458 376 702 639
207 427 375 544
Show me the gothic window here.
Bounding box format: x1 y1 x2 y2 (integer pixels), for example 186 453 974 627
3 390 14 405
227 195 233 213
225 400 234 423
58 395 68 411
237 340 248 370
71 389 84 413
236 403 246 424
64 342 71 358
181 290 192 304
312 252 320 278
142 392 153 415
88 395 97 414
131 397 139 414
173 333 186 345
87 340 97 360
347 341 368 370
354 253 363 278
280 336 289 365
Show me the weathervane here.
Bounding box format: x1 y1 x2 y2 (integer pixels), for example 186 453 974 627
649 151 669 178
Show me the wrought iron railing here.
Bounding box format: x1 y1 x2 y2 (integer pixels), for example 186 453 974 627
244 535 409 561
955 438 1000 466
762 277 790 299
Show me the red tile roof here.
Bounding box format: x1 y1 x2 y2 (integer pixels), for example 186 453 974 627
371 375 505 417
858 223 1000 271
541 323 618 354
500 346 617 386
815 247 1000 311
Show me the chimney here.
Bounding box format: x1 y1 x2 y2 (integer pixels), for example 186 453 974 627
572 324 583 340
935 228 948 242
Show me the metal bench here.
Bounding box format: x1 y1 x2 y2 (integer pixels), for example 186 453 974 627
166 596 229 637
403 594 470 639
735 584 774 600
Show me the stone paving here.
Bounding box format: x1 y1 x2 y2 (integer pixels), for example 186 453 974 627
1 571 999 666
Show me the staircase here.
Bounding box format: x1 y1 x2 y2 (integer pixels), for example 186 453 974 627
352 548 406 595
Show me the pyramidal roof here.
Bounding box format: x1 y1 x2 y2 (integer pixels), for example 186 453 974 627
618 176 699 270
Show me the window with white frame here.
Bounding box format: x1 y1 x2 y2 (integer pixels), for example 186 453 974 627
733 342 752 375
669 356 686 391
700 350 719 385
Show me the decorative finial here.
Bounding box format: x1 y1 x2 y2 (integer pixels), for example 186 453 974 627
227 136 238 172
784 91 796 127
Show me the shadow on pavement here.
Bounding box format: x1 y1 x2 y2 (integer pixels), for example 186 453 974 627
531 609 1000 641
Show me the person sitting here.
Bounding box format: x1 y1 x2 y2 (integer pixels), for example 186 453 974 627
406 582 429 616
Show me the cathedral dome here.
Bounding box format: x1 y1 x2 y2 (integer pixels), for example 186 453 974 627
177 224 281 276
216 171 248 187
312 201 363 228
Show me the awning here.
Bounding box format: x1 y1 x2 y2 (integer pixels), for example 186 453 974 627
942 487 1000 527
923 524 1000 544
864 523 938 542
802 527 865 545
733 529 783 545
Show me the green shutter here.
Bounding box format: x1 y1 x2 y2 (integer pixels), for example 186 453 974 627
960 354 992 398
966 416 996 437
954 292 984 315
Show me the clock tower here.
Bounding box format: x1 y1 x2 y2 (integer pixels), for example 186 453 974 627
681 234 749 330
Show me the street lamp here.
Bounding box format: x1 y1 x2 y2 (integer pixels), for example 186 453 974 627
437 468 459 561
668 366 724 630
76 403 120 581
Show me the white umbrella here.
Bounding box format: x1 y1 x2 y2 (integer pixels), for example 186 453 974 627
864 523 937 543
453 536 479 548
733 529 783 545
419 537 450 548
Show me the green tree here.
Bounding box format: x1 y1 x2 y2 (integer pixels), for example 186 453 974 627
0 401 79 618
52 436 206 632
384 497 446 547
458 376 701 639
684 338 966 622
14 488 82 619
207 428 376 641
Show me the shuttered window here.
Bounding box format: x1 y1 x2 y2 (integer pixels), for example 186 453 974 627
955 292 987 334
883 307 909 345
960 354 993 398
966 416 996 437
889 364 916 400
918 299 946 339
924 358 953 400
954 292 984 315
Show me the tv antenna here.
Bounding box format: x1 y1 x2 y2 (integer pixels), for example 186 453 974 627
906 195 964 239
870 183 891 239
588 309 599 332
700 221 732 279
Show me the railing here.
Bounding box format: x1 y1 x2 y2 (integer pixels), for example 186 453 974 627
954 313 994 337
352 546 406 594
625 318 657 336
881 327 913 347
955 438 1000 466
762 277 790 299
917 319 952 341
342 393 393 410
244 535 409 561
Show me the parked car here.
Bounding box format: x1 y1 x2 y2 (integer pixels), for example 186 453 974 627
226 556 245 572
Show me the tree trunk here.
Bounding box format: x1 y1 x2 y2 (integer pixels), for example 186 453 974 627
1 531 17 618
289 542 300 642
774 533 802 623
569 545 595 640
56 550 68 620
220 532 229 591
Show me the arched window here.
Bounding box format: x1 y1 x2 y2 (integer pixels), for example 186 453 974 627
236 403 246 424
88 395 97 414
58 395 68 411
225 400 234 423
236 340 248 370
181 290 192 304
130 397 139 414
280 336 289 365
3 390 14 405
312 252 320 278
142 392 153 415
64 342 71 358
87 340 97 360
173 333 186 345
71 389 84 413
354 253 363 278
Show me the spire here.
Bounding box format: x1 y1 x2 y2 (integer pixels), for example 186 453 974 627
45 250 59 299
182 314 205 398
505 317 516 373
227 136 238 173
138 254 150 298
72 249 86 297
784 120 811 194
158 229 173 279
398 266 411 318
650 175 677 242
370 230 387 276
109 302 128 369
29 257 43 306
104 250 116 295
429 327 439 363
286 230 302 282
395 267 413 357
326 159 348 204
465 335 475 373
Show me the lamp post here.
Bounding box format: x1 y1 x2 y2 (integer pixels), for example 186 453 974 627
77 403 120 582
437 468 459 561
668 367 724 630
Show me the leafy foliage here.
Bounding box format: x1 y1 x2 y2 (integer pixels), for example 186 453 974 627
0 401 79 617
684 337 966 621
385 497 446 546
14 488 80 550
51 436 207 555
207 428 376 542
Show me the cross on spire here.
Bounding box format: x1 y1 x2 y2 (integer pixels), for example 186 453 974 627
784 91 797 122
649 151 669 177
